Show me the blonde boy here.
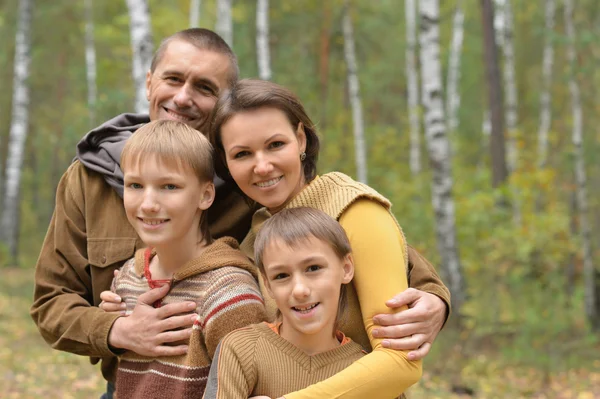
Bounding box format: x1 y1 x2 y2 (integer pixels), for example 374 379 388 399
204 207 365 399
110 120 265 398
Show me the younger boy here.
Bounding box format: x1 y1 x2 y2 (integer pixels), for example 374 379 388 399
110 120 266 398
204 207 364 399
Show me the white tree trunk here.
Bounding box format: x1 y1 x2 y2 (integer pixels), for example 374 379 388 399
342 1 368 184
1 0 33 263
446 0 464 134
419 0 465 312
125 0 153 114
256 0 271 81
215 0 233 47
564 0 599 329
405 0 421 176
84 0 97 126
190 0 201 27
538 0 555 169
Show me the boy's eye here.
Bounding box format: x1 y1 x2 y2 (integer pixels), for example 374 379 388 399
129 183 142 189
164 184 178 190
307 265 321 272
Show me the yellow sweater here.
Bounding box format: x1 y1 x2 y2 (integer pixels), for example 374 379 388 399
240 172 422 398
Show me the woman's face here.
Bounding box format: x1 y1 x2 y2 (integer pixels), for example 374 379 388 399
220 107 307 213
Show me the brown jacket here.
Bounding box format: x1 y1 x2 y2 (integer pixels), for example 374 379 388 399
31 161 450 384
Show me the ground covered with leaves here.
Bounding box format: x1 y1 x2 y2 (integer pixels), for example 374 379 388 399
2 268 598 398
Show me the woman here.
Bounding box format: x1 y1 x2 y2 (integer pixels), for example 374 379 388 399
208 78 421 398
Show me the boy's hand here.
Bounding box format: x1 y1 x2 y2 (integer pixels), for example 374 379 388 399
108 284 198 357
100 269 126 313
372 288 447 361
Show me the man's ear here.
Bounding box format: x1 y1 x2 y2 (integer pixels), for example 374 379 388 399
145 70 153 101
341 254 354 284
296 122 307 154
198 182 215 211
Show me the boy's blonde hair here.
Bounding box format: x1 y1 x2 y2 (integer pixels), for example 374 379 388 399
121 120 215 240
254 207 352 324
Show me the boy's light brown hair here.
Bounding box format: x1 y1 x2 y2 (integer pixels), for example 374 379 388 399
254 207 352 324
121 119 215 241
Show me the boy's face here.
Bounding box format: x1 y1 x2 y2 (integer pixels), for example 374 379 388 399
123 155 214 249
262 235 354 348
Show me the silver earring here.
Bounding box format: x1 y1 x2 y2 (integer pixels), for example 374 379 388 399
300 152 306 161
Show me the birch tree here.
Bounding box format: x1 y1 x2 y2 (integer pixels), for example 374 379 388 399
190 0 201 27
215 0 233 47
1 0 33 263
564 0 599 330
405 0 421 176
446 0 464 134
125 0 153 114
256 0 271 81
342 0 368 184
481 0 508 187
419 0 465 312
84 0 97 126
538 0 555 170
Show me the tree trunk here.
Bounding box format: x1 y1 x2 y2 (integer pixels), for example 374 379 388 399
125 0 153 114
538 0 555 170
256 0 271 81
446 0 464 134
342 0 368 184
318 2 333 130
84 0 97 127
405 0 421 176
215 0 233 47
564 0 599 330
419 0 465 313
189 0 201 28
481 0 508 188
1 0 33 265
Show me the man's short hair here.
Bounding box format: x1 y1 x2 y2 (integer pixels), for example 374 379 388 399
150 28 239 87
121 120 215 240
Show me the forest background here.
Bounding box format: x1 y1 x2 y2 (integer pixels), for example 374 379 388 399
0 0 599 398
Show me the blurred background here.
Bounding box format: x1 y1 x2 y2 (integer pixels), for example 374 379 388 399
0 0 599 397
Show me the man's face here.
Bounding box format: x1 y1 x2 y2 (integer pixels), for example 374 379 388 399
146 40 232 133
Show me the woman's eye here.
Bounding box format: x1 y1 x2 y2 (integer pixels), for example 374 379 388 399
269 141 285 149
129 183 142 189
273 273 288 280
234 151 250 159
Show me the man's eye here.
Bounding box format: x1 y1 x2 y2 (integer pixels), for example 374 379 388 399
166 76 182 83
196 84 215 95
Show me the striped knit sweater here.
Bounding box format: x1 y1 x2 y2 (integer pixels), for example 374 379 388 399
203 322 366 399
111 237 266 399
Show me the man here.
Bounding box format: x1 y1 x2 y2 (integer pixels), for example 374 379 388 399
31 28 450 397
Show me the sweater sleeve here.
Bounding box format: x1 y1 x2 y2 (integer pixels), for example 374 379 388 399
199 267 267 358
284 199 422 399
203 328 258 399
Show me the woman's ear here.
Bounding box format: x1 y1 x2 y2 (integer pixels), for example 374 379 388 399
296 122 307 153
198 181 216 211
341 254 354 284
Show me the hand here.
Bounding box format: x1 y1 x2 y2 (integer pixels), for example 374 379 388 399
100 270 126 314
108 283 198 357
372 288 447 361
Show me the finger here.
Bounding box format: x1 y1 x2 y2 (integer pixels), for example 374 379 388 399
157 301 198 319
385 288 420 308
138 284 171 305
372 322 424 339
381 333 427 351
407 342 431 361
374 307 427 326
152 344 189 357
157 326 194 344
100 301 127 313
113 269 120 278
158 313 198 333
100 290 122 304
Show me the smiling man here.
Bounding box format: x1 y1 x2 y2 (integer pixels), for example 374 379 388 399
31 28 450 399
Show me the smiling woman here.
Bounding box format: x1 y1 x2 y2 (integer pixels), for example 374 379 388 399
207 79 424 398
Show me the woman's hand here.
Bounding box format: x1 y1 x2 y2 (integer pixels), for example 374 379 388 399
100 269 127 313
372 288 447 361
